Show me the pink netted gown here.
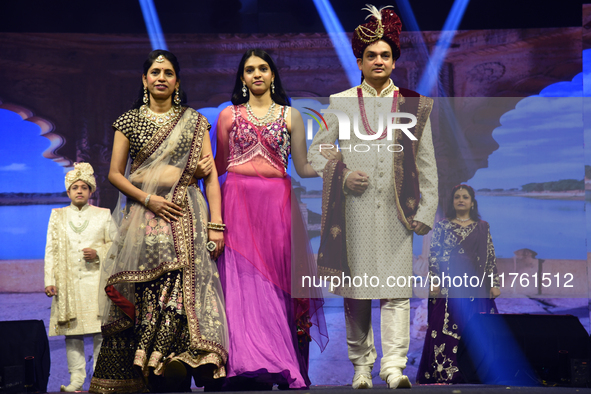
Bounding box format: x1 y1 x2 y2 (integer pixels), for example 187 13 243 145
214 104 324 389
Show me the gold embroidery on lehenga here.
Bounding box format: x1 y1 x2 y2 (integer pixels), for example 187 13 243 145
89 377 146 394
93 110 228 394
442 304 460 340
167 113 228 366
431 342 460 381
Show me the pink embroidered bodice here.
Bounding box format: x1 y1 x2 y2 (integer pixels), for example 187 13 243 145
227 105 291 173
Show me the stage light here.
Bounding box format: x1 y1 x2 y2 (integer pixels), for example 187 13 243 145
395 0 433 92
139 0 168 50
312 0 359 87
395 0 421 32
417 0 470 96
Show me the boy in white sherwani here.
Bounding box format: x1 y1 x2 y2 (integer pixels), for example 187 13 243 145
44 162 113 392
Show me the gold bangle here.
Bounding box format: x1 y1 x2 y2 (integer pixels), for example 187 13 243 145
207 222 226 231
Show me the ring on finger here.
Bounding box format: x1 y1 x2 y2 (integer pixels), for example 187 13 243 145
206 241 217 252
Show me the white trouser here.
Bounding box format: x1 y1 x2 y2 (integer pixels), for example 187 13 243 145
65 333 103 383
344 298 410 381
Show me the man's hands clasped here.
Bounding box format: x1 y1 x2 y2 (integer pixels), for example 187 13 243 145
345 171 370 196
344 171 431 236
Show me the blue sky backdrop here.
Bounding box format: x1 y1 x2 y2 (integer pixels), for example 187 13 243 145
470 73 584 190
0 109 66 193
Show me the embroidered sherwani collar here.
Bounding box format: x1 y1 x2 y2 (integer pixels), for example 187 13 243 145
69 203 90 212
361 79 397 97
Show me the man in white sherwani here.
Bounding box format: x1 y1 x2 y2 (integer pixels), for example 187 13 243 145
308 5 438 389
44 163 113 392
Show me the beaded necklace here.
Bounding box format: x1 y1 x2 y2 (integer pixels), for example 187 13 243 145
356 87 398 140
246 102 277 126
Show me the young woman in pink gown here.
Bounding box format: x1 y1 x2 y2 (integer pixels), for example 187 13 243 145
214 49 330 389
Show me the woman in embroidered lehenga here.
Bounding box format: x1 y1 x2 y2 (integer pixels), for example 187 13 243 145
416 184 501 384
89 50 228 394
213 49 330 389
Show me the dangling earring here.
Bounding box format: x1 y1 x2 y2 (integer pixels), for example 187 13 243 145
174 88 181 105
143 88 148 104
271 80 275 94
242 82 248 97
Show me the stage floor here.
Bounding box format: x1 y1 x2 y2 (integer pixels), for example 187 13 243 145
42 385 591 393
2 292 589 393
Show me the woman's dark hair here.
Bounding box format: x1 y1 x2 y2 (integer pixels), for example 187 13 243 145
446 184 481 221
131 50 188 109
231 49 290 106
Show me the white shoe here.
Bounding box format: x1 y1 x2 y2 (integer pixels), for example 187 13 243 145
60 373 85 392
352 371 373 389
60 383 83 392
387 373 411 389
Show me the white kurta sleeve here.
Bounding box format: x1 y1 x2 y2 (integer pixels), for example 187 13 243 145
413 117 438 228
44 209 58 288
95 210 113 264
307 97 341 178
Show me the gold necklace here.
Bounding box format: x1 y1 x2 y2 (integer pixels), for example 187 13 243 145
140 105 182 126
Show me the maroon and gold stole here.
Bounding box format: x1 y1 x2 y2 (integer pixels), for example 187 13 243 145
317 88 433 277
317 159 349 277
393 87 433 229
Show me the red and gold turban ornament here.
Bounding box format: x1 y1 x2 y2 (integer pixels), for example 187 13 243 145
352 4 402 60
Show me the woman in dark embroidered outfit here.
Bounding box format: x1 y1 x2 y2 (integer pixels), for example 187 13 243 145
89 50 227 394
214 49 328 389
416 184 500 384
